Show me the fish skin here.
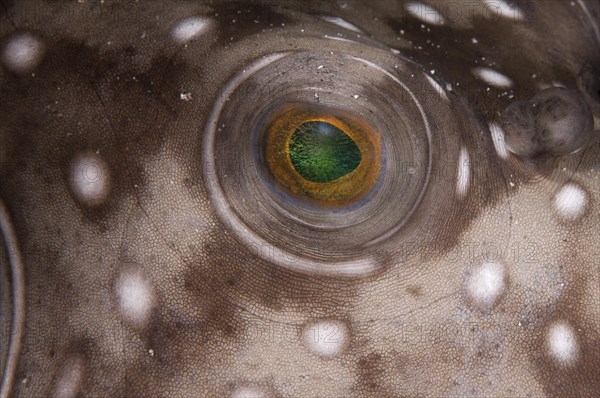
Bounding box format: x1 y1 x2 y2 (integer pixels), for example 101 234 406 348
0 1 599 397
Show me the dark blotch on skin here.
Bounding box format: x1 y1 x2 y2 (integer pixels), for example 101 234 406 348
500 87 594 157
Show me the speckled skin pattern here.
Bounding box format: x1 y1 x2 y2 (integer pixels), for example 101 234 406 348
0 1 599 397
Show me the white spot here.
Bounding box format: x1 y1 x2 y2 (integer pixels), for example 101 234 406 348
472 67 513 89
404 2 445 26
322 35 355 44
547 321 579 365
302 320 348 358
554 183 587 220
54 357 84 398
456 147 470 197
70 152 110 206
466 261 506 308
1 32 45 73
231 386 267 398
352 94 360 99
171 17 211 43
489 123 510 160
179 92 192 101
115 269 154 326
471 37 479 44
321 16 362 33
483 0 526 21
424 73 448 101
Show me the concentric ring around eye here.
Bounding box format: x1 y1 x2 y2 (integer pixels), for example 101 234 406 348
202 46 467 277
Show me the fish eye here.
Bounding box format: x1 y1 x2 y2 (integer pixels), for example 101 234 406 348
264 103 381 205
202 49 474 276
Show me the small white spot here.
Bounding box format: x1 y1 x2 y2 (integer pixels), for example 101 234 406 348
466 261 506 308
472 67 513 89
547 321 579 366
317 65 324 70
179 92 192 101
489 123 510 160
352 94 360 99
404 2 445 26
424 73 448 101
54 357 84 398
1 32 45 73
171 17 211 43
554 183 587 220
70 152 110 206
471 37 479 44
302 320 348 358
115 269 154 327
321 16 362 33
456 147 470 197
483 0 526 21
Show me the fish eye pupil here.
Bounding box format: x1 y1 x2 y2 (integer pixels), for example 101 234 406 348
288 121 362 183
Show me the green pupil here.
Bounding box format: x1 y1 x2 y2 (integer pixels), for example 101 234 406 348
288 121 362 183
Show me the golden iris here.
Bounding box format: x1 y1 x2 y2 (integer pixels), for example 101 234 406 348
264 103 381 204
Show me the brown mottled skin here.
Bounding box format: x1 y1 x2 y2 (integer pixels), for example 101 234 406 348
1 1 599 397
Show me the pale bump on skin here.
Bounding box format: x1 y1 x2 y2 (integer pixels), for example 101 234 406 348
554 182 588 221
489 122 510 160
53 356 85 398
482 0 526 22
115 267 155 327
0 1 599 397
69 152 111 207
465 261 507 309
404 2 446 26
472 67 514 89
547 321 579 366
0 32 45 74
171 17 212 44
302 320 349 358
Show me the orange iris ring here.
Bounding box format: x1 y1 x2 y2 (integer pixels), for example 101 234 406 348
264 104 381 205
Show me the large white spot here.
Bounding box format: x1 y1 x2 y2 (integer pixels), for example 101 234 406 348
404 2 445 26
321 16 362 33
70 152 110 206
466 261 506 308
489 122 510 160
54 356 84 398
547 321 579 365
483 0 526 21
115 269 154 326
1 32 45 73
472 67 513 89
424 73 448 101
302 320 348 358
554 183 587 221
171 17 211 43
456 147 470 197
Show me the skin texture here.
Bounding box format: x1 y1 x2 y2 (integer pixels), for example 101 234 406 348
0 0 599 397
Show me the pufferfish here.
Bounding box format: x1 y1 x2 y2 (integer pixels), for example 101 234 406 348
0 0 599 397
